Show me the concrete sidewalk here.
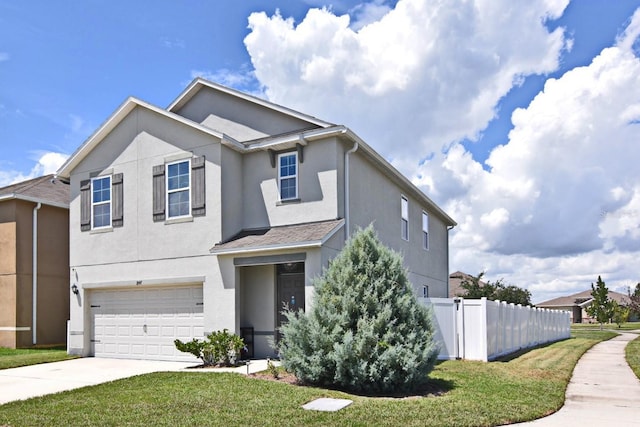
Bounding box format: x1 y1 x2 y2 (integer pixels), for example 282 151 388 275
513 330 640 426
0 357 275 405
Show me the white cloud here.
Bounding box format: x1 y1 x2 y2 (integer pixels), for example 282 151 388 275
0 52 8 62
0 152 69 187
420 7 640 301
245 0 569 161
242 1 640 302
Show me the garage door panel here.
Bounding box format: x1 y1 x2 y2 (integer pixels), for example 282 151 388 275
91 286 203 362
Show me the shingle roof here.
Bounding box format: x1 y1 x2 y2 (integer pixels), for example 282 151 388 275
537 289 630 307
0 174 69 207
211 219 344 254
449 271 488 298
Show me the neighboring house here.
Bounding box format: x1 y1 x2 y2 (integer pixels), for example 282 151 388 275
57 78 456 361
448 271 488 298
0 175 70 348
537 289 632 323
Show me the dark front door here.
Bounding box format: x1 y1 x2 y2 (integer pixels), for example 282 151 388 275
276 262 305 337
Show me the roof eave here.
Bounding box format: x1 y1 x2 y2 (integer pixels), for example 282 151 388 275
211 240 324 256
244 126 348 151
210 219 344 256
0 193 69 209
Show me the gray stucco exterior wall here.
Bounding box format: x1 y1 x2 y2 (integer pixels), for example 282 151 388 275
347 150 450 297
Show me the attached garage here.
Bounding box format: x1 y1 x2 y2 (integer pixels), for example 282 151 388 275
89 286 203 362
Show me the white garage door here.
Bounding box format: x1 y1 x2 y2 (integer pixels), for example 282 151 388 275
90 286 204 362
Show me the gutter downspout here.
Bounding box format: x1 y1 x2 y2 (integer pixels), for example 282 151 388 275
344 141 359 240
446 225 455 299
32 202 42 346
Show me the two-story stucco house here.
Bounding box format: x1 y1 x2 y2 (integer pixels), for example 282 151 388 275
57 78 456 361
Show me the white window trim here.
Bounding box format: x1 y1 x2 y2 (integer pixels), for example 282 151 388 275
422 211 429 251
401 195 409 241
278 152 298 201
166 158 191 219
91 175 112 230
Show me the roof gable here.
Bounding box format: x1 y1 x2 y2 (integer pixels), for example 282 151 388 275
168 78 334 131
56 97 239 180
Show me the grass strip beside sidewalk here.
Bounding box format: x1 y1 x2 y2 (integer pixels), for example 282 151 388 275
626 334 640 380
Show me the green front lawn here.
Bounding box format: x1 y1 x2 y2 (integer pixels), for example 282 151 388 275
0 347 76 370
571 321 640 331
0 331 615 427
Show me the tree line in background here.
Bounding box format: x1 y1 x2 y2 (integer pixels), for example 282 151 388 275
458 272 532 306
629 282 640 319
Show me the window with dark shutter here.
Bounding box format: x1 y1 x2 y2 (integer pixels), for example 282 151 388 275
152 164 166 222
191 155 206 216
154 156 206 222
80 179 91 231
112 173 124 227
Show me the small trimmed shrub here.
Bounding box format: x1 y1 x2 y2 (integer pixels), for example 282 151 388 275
278 225 439 394
266 358 280 379
175 329 245 366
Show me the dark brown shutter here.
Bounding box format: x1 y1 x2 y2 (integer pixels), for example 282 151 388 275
191 156 206 217
152 164 165 222
80 179 91 231
112 173 123 227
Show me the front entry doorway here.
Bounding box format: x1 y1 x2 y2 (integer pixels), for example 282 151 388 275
276 262 305 339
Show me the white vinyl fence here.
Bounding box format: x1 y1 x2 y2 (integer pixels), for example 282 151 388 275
419 297 571 362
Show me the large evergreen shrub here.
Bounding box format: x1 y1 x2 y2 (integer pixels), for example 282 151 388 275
278 225 439 394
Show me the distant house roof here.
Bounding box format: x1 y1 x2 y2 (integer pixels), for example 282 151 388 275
449 271 487 298
211 219 344 255
0 174 69 209
537 289 630 308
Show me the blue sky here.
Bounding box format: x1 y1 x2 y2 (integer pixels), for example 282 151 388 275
2 0 640 302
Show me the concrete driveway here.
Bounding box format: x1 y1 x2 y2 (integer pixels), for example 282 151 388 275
0 358 195 405
0 357 275 405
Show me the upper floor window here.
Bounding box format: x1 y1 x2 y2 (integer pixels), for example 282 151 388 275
91 176 111 228
422 211 429 250
167 160 191 218
401 195 409 240
80 173 123 231
152 156 206 223
278 152 298 201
